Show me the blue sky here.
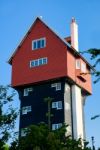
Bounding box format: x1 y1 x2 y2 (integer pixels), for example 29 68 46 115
0 0 100 148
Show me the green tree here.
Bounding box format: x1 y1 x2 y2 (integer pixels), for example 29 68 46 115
81 48 100 83
18 123 91 150
0 85 18 149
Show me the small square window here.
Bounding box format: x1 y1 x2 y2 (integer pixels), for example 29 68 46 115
23 88 33 96
21 128 27 137
22 106 32 115
51 83 61 91
22 108 27 115
28 88 33 92
52 101 62 110
56 83 61 91
52 123 62 130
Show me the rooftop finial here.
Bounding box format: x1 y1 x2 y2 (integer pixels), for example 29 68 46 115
40 16 43 19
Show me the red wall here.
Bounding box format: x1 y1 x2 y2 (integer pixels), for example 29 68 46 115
67 49 92 94
11 18 92 94
12 19 67 87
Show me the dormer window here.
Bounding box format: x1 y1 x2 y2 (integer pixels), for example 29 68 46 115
32 38 46 50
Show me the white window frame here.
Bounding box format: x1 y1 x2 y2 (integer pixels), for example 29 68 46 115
52 101 62 110
23 88 33 96
21 128 27 137
22 106 32 115
56 83 61 91
24 89 28 96
32 37 46 50
52 102 57 109
52 123 62 130
76 60 81 69
51 83 61 91
30 57 48 68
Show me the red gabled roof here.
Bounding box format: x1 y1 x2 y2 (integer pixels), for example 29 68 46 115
8 17 95 72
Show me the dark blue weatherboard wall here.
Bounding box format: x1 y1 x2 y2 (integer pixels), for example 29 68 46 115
17 78 67 130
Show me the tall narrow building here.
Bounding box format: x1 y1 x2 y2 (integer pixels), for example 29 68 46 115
8 17 93 140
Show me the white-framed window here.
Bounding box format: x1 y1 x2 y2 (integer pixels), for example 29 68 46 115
52 123 62 130
52 101 62 110
30 57 48 68
32 38 46 50
81 62 86 73
76 60 81 69
22 106 32 115
56 83 61 90
51 83 61 91
21 128 27 137
23 87 33 96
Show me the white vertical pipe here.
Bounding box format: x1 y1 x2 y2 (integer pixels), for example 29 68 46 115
72 85 84 139
71 18 79 51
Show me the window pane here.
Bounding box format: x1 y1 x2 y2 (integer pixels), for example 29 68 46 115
28 87 33 92
27 106 32 112
52 102 57 108
51 83 56 87
41 39 45 47
56 83 61 91
57 101 62 109
43 58 47 64
22 107 27 114
52 123 62 130
33 41 37 49
31 61 35 67
24 89 28 96
39 59 43 65
58 123 62 128
21 128 27 137
37 40 41 49
34 60 38 66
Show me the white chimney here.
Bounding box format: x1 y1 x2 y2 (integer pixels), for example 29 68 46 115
71 18 79 51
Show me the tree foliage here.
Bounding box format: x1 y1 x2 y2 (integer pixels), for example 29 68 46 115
13 123 91 150
81 48 100 83
0 85 18 149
